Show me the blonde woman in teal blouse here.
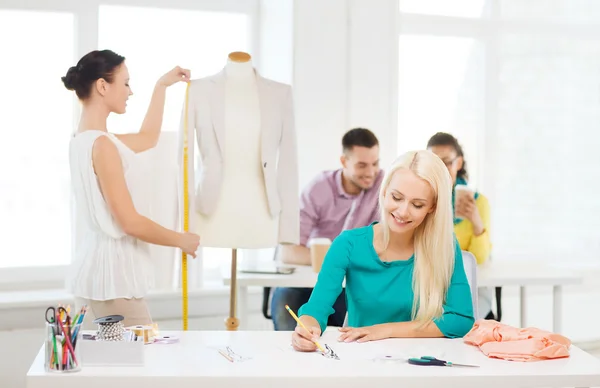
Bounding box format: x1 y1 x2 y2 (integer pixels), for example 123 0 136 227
292 150 474 351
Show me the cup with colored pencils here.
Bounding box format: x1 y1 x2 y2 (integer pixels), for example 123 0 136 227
44 304 87 373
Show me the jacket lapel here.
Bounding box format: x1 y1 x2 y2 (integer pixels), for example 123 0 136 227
256 73 272 164
209 71 226 156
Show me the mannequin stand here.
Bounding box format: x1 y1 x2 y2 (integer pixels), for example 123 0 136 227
225 248 240 331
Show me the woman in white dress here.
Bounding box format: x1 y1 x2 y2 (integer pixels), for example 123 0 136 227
62 49 200 327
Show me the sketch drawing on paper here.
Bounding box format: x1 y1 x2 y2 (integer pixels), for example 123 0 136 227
217 346 252 363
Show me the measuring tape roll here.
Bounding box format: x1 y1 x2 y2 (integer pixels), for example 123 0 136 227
181 82 191 331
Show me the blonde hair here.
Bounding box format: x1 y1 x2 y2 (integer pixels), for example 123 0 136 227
378 150 455 323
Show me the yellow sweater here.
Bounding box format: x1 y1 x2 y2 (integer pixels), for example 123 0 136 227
454 193 491 265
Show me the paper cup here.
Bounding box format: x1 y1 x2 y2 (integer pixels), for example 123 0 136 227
308 238 332 273
454 184 474 220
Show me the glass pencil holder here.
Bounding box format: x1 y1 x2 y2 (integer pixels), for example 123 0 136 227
45 320 83 373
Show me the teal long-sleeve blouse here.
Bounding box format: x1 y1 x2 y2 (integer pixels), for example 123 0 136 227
298 223 475 338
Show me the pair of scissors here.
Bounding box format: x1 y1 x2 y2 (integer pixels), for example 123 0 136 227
45 306 67 325
408 355 479 368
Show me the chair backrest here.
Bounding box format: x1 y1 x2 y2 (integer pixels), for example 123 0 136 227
490 252 503 321
461 250 479 320
261 246 281 320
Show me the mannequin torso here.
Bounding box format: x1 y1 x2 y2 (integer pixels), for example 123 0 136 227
194 59 278 248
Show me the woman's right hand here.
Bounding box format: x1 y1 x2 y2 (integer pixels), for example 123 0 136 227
292 316 322 352
179 232 200 258
158 66 191 87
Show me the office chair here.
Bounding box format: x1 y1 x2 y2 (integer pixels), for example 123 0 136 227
261 245 280 320
488 253 503 321
461 250 479 319
495 287 503 321
262 287 273 320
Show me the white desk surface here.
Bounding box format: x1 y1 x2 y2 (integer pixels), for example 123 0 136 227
27 330 600 388
226 260 583 288
477 261 583 287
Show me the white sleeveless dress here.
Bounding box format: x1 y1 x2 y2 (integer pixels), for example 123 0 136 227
67 130 153 301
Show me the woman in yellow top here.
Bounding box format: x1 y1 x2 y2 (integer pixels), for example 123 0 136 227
427 132 494 319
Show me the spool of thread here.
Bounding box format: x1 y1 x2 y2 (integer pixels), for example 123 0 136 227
151 322 160 338
153 335 179 345
127 325 154 344
94 315 125 342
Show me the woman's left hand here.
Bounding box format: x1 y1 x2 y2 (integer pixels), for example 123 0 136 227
158 66 191 87
456 196 484 235
338 325 390 343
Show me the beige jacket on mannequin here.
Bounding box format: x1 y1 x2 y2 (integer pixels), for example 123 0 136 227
178 70 300 245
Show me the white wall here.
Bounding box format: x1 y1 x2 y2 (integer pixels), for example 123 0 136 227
291 0 398 188
347 0 398 168
257 0 294 85
293 0 349 187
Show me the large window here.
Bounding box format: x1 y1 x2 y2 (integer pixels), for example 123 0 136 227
0 10 75 268
399 0 600 264
491 33 600 261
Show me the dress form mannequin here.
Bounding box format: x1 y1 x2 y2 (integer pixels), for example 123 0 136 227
179 50 300 331
194 53 279 248
201 52 278 331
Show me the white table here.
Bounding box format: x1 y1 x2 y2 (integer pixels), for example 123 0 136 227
26 330 600 388
224 261 583 333
477 261 582 333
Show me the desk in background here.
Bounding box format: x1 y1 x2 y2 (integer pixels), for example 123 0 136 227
224 261 583 333
26 330 600 388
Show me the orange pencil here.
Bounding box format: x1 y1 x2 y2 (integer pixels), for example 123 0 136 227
218 349 234 362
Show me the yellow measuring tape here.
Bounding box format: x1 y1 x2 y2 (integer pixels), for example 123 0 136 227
181 82 190 331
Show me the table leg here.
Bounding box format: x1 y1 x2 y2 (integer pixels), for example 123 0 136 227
553 285 562 333
237 285 249 330
520 286 527 328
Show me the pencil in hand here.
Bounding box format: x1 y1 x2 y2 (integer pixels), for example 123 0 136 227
284 304 325 353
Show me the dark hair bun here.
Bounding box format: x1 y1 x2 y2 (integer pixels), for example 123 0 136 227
61 50 125 100
61 66 79 91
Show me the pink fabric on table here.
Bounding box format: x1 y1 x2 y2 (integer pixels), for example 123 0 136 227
463 319 571 362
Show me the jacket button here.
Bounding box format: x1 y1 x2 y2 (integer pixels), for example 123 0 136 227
263 162 267 168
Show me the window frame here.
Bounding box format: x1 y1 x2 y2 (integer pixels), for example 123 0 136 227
0 0 259 290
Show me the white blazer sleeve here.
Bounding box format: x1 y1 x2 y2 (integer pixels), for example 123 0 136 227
277 86 300 245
